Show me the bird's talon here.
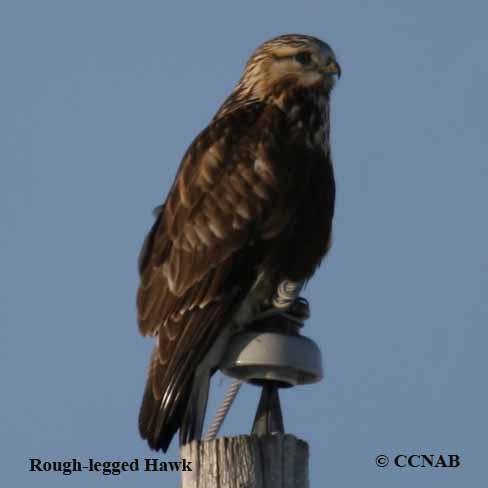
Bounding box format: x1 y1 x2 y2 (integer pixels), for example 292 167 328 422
251 297 310 325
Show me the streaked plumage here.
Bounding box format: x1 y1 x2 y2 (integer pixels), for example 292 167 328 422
137 34 340 451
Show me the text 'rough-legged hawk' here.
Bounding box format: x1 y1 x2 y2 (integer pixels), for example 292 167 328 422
137 34 340 452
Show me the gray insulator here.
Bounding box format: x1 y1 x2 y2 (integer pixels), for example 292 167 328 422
220 331 323 387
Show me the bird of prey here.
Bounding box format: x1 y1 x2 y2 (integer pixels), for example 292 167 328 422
137 34 340 452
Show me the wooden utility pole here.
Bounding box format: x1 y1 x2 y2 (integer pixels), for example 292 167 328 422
180 434 309 488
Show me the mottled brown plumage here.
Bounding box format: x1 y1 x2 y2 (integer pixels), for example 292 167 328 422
137 34 340 451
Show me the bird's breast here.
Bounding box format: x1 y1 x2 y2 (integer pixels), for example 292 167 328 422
281 90 330 152
260 146 335 284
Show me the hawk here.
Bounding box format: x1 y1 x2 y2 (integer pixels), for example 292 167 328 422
137 34 340 451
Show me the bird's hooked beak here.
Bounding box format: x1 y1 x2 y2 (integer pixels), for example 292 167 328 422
320 59 341 79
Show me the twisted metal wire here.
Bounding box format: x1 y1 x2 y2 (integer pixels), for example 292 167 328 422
272 280 303 309
204 380 242 440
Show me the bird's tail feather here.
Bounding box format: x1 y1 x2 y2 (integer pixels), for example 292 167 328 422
138 352 191 452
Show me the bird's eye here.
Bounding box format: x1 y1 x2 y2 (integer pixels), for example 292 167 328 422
295 52 312 65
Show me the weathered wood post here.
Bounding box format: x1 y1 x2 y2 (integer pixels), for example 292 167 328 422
180 434 309 488
180 304 322 488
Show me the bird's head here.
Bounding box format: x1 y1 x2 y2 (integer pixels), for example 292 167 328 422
238 34 340 105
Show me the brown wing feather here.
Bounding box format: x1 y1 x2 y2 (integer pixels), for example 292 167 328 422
137 103 290 451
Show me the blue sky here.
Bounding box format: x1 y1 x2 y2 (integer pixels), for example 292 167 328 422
2 1 487 486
